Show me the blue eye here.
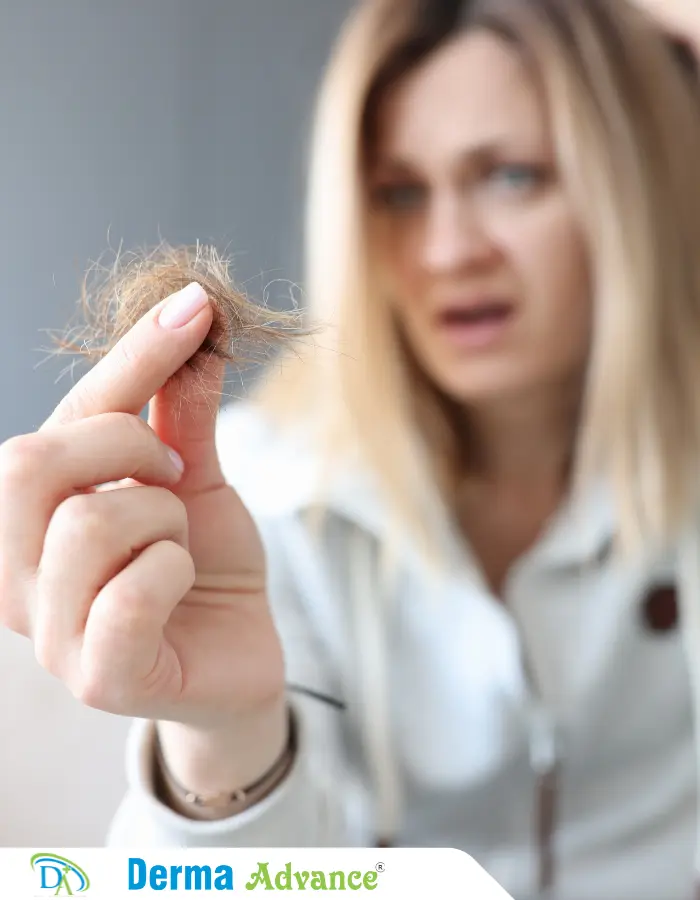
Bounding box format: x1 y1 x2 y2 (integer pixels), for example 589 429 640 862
487 164 544 191
372 183 426 212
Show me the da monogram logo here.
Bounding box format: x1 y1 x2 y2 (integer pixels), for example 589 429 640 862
30 853 90 895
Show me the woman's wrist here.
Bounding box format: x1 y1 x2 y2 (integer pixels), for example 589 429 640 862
154 695 291 820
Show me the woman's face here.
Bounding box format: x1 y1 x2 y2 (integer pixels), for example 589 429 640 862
368 30 591 406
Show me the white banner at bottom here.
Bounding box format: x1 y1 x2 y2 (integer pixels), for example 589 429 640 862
1 848 514 898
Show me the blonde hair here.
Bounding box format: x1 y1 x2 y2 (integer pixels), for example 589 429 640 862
257 0 700 560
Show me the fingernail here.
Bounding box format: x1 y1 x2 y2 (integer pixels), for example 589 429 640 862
167 447 185 477
158 282 208 330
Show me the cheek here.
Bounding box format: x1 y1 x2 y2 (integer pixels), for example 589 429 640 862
373 220 423 301
497 205 591 326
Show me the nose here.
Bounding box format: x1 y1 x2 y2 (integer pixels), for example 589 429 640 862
421 193 496 275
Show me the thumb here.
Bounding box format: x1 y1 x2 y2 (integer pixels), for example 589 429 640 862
148 351 227 495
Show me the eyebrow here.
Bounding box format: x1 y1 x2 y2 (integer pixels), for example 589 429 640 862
372 137 547 174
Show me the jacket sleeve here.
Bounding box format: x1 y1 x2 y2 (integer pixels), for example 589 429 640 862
105 514 371 849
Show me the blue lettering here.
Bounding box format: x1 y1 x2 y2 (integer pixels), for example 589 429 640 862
150 865 168 890
129 858 147 890
127 857 234 891
39 866 62 890
214 865 234 891
185 865 212 890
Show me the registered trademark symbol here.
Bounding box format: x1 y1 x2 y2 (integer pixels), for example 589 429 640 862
375 862 385 873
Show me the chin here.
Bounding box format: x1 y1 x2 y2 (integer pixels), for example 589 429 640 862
425 359 537 406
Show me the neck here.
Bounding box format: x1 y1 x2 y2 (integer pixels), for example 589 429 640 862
463 381 582 491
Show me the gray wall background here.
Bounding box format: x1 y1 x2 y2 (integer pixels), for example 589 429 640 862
0 0 351 846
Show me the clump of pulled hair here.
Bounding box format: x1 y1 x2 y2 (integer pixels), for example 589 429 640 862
55 241 308 371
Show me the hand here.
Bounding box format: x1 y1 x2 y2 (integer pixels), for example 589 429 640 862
0 283 288 797
628 0 700 50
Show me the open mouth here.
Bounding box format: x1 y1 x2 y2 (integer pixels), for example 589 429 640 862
438 300 514 348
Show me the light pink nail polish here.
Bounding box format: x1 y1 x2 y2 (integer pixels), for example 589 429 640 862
167 447 185 475
159 282 208 329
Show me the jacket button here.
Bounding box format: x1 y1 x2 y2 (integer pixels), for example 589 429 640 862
641 585 678 634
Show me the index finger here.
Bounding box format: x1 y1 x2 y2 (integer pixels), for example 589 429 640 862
42 282 212 429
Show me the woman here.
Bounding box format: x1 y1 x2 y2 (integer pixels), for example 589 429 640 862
1 1 699 898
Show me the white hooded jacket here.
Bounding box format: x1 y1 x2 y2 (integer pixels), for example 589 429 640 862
107 401 700 900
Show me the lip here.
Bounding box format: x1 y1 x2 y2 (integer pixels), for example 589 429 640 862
434 296 516 349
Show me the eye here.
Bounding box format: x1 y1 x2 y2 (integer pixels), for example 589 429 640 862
371 182 427 213
485 163 547 192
